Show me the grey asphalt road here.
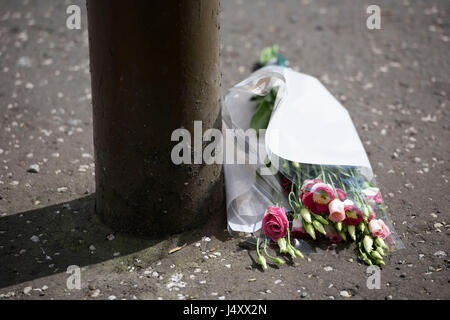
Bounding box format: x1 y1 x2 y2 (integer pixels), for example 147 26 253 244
0 0 448 300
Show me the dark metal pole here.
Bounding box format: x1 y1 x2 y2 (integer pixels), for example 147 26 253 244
86 0 223 237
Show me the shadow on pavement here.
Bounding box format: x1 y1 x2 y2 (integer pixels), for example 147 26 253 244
0 194 228 289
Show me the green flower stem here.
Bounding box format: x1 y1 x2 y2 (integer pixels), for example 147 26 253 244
287 227 292 247
256 236 262 257
320 165 327 184
288 191 301 213
287 228 304 258
326 172 339 198
263 238 285 265
341 177 348 194
296 162 302 182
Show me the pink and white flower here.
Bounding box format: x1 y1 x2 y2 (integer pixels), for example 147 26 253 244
369 219 391 239
328 199 346 222
343 199 363 225
300 178 323 195
311 183 335 205
301 191 329 215
362 187 383 204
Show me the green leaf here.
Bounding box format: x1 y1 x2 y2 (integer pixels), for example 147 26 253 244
250 95 263 102
260 45 279 65
250 99 272 131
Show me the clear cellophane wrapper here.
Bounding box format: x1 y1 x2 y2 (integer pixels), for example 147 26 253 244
223 66 404 253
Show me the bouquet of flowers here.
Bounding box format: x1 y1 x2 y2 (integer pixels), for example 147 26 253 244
222 53 403 270
257 162 393 268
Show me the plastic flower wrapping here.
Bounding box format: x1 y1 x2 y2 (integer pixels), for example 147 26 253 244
222 60 404 269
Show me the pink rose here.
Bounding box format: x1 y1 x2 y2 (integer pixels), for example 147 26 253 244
311 183 335 205
369 219 391 239
324 225 343 243
328 199 346 222
262 206 289 242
